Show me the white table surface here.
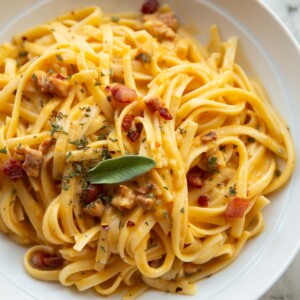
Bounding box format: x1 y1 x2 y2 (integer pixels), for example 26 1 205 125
0 1 299 299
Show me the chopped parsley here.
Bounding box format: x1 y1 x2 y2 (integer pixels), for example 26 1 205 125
180 207 185 213
69 136 88 150
109 137 118 142
101 148 112 160
135 52 151 63
32 73 37 81
275 170 281 177
50 122 68 136
247 137 256 143
0 146 7 154
19 51 27 57
56 54 63 62
207 156 218 173
229 185 237 196
94 79 102 86
111 16 120 22
66 151 72 160
178 127 186 135
98 133 107 141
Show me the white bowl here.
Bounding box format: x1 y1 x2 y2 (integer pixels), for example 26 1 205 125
0 1 299 299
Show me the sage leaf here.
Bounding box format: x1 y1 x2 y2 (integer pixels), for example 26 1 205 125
87 155 156 184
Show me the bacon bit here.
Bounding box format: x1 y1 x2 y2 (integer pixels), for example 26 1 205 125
38 139 55 154
122 114 135 131
83 199 105 218
15 146 43 178
224 197 249 221
101 223 110 231
56 73 65 80
83 184 104 204
143 12 178 40
111 84 137 103
127 130 140 142
201 130 217 143
2 159 23 182
127 220 135 228
112 185 136 212
141 0 159 14
155 142 161 148
144 96 161 112
149 258 164 268
187 168 208 188
198 195 209 207
136 194 155 211
43 256 64 268
135 123 143 133
31 251 63 269
33 71 70 98
159 107 173 120
159 12 178 31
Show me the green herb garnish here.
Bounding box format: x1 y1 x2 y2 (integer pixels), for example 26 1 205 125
247 137 256 143
0 146 7 154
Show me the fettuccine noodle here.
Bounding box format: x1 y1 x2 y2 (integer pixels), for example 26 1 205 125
0 2 295 299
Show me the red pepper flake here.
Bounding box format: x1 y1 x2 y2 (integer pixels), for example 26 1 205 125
224 197 249 221
122 114 135 131
155 142 161 148
141 0 159 14
127 220 135 228
101 224 110 231
22 36 28 41
127 130 140 142
159 107 173 120
198 195 209 207
83 184 103 204
56 73 65 80
2 159 23 182
105 85 110 92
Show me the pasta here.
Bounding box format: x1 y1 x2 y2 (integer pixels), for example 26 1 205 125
0 1 295 299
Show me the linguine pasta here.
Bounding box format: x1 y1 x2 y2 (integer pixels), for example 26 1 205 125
0 2 295 299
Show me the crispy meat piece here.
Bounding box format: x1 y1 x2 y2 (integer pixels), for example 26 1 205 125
16 146 43 178
82 199 105 218
111 84 138 103
112 185 136 212
159 107 173 120
141 0 159 14
186 168 209 188
201 130 217 143
143 12 178 40
31 251 63 269
38 138 55 154
144 96 161 112
224 197 249 221
122 114 136 131
2 159 23 182
33 71 70 98
136 195 155 211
